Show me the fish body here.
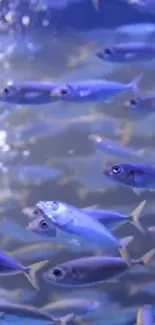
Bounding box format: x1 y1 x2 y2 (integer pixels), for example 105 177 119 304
125 92 155 114
43 249 155 287
35 201 133 265
0 251 48 290
42 298 100 317
0 82 60 105
96 43 155 63
102 163 155 189
35 201 126 248
49 76 142 103
8 165 62 185
1 75 142 105
0 303 57 324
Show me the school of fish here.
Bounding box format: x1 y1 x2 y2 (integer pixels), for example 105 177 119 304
1 0 155 324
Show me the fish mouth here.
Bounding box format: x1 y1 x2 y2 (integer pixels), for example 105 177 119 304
102 165 110 176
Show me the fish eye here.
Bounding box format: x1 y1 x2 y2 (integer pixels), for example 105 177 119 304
33 208 39 215
104 48 112 56
60 88 69 95
39 220 48 228
130 99 138 107
112 165 121 174
51 201 59 211
52 268 64 278
4 88 9 94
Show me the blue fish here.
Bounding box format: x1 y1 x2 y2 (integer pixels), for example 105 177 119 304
0 251 48 290
125 91 155 114
35 201 134 266
102 162 155 190
96 43 155 63
43 249 155 287
0 74 142 105
7 165 62 185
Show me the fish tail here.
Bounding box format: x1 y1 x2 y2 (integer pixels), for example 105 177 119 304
129 73 143 95
119 236 133 267
128 200 147 234
138 248 155 268
57 313 76 325
24 260 49 290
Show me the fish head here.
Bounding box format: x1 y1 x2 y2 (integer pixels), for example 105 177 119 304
124 98 139 109
102 163 138 186
26 216 56 237
0 84 20 103
35 201 73 229
96 47 115 61
50 84 77 101
43 262 83 287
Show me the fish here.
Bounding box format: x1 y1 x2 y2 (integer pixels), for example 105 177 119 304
49 75 143 103
136 305 153 325
0 303 75 325
0 287 36 304
41 298 100 317
28 200 146 233
90 134 150 161
96 43 155 63
83 200 146 233
124 91 155 114
0 251 48 290
102 162 155 192
26 216 57 238
7 165 62 185
0 82 61 105
0 75 142 105
43 248 155 287
35 201 134 266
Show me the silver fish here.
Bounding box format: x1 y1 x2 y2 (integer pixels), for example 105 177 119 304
43 249 155 287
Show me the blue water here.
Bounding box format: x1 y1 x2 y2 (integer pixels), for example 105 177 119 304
0 0 155 324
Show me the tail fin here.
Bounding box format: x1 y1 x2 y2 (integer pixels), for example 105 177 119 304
138 248 155 267
129 73 143 95
128 200 147 234
136 305 153 325
58 313 77 325
119 236 133 268
24 260 49 290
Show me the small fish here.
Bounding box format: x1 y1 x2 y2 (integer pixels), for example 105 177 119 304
35 201 133 266
9 242 61 262
83 200 146 233
7 165 62 185
102 162 155 191
42 298 100 317
0 82 60 105
27 201 146 233
43 248 155 287
96 43 155 63
0 251 48 290
136 305 153 325
0 288 36 304
90 134 149 161
49 75 142 103
125 91 155 114
0 303 74 325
